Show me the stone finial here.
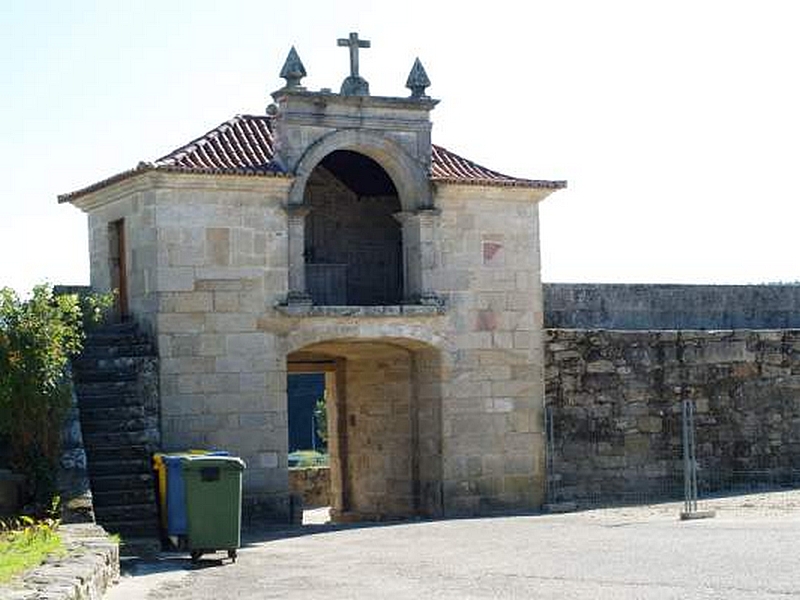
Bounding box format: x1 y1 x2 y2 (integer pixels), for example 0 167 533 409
337 32 371 96
406 58 431 99
279 46 307 90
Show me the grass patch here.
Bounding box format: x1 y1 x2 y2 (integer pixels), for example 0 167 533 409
0 518 63 583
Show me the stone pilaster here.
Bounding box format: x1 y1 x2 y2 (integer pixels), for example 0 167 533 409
286 205 312 305
394 208 441 304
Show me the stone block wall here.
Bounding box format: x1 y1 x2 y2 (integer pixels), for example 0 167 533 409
545 283 800 330
87 185 158 332
76 167 553 521
151 175 293 519
433 185 548 513
545 329 800 505
344 343 415 517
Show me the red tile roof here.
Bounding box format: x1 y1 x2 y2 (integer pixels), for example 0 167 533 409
430 144 565 189
153 116 280 173
59 114 565 202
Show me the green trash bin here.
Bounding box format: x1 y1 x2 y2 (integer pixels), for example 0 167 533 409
182 455 246 562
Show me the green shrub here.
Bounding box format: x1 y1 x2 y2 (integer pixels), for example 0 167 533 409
0 285 88 512
315 395 328 449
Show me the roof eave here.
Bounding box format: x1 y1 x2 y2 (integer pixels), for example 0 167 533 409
58 165 291 205
58 166 154 204
431 178 567 190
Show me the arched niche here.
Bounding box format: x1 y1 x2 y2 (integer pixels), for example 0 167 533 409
285 130 435 306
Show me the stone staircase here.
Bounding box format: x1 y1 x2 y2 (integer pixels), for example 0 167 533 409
71 321 160 541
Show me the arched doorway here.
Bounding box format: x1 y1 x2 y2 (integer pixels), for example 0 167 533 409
287 337 443 521
304 151 403 306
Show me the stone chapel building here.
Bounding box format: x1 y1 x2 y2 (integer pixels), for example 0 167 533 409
60 37 566 522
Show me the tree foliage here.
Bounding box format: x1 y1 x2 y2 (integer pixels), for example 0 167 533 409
315 394 328 449
0 285 85 510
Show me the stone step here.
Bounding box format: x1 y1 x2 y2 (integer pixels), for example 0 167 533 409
88 458 153 476
80 416 157 435
79 404 147 422
94 502 158 522
90 472 155 493
72 369 138 384
74 380 140 399
88 444 152 462
76 393 144 409
90 321 139 334
93 487 155 506
85 331 152 346
73 319 162 546
73 354 150 371
100 518 160 539
89 317 138 333
83 429 158 449
78 342 155 359
119 536 163 557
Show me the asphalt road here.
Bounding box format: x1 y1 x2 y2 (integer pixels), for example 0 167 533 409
105 495 800 599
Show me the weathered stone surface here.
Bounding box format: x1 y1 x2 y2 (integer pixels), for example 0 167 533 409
545 283 800 330
65 58 562 524
57 382 94 524
289 467 331 508
546 329 800 506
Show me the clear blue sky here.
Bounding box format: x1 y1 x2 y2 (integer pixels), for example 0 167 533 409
3 0 799 294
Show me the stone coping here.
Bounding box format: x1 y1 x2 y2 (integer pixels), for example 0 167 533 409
276 303 446 318
1 523 119 600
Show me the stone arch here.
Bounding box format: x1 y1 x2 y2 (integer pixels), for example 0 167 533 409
288 129 433 211
285 325 454 357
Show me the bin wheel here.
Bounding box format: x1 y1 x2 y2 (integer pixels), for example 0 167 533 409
190 550 203 563
228 549 237 562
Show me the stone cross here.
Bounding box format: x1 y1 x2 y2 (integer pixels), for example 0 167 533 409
337 32 370 79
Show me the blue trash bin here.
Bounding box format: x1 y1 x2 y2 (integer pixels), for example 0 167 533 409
164 455 188 537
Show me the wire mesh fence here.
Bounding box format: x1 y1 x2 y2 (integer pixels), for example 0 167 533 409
545 401 800 511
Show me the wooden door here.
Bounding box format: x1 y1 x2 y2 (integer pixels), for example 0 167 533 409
109 219 128 319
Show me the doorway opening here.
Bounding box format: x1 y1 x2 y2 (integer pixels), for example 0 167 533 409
287 338 443 524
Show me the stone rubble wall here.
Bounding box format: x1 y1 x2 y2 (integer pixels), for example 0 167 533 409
57 380 94 523
545 284 800 330
545 329 800 505
289 467 331 508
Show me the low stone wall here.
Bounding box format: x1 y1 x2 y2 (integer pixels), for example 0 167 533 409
289 467 331 508
1 523 119 600
545 329 800 505
545 284 800 330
